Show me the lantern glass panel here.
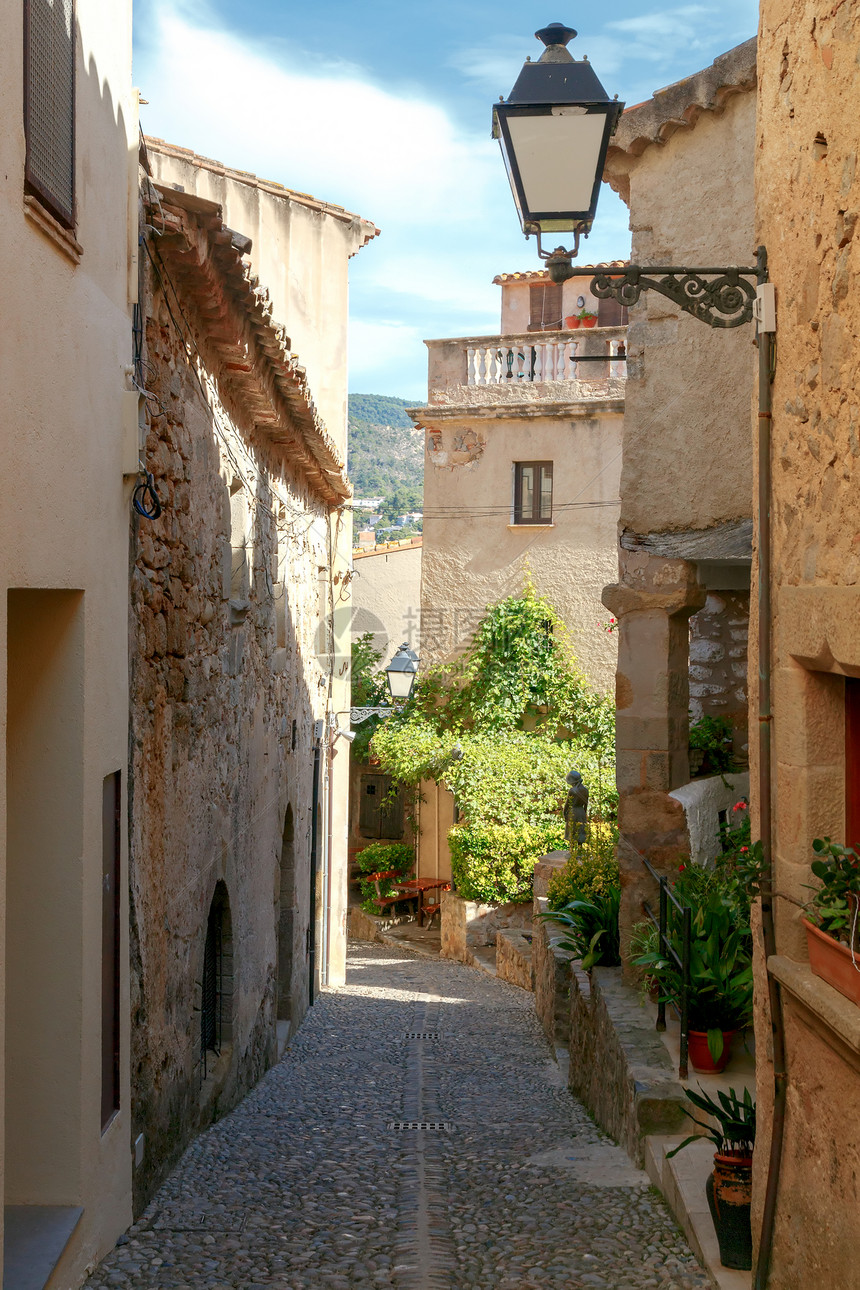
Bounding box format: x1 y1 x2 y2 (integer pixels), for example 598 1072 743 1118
506 108 606 218
386 667 415 700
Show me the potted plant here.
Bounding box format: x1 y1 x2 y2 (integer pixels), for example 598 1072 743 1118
578 308 598 328
803 836 860 1004
633 881 753 1072
667 1084 756 1271
564 313 581 328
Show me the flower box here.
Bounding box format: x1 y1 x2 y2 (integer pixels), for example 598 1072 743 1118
803 917 860 1005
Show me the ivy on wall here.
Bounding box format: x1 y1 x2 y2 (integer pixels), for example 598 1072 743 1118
367 583 616 902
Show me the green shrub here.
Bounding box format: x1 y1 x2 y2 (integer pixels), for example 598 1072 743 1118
354 842 415 913
547 824 619 909
448 821 565 904
541 888 621 969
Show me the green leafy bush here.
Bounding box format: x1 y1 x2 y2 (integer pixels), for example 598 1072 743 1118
541 888 621 969
547 824 619 909
354 842 415 913
689 714 737 774
448 821 565 904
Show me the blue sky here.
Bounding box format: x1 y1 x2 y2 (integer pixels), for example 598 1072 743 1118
133 1 759 400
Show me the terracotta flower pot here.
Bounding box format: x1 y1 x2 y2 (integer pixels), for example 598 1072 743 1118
707 1153 753 1270
804 917 860 1004
565 315 580 328
688 1028 736 1073
581 316 598 328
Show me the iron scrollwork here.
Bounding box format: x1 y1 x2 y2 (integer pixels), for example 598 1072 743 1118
591 264 760 330
593 263 758 327
350 706 393 725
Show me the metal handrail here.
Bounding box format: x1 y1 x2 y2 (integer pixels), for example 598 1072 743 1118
641 854 691 1080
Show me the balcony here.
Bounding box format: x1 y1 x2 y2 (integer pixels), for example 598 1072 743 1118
424 326 627 410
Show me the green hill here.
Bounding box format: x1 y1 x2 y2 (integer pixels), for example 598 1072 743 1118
347 394 424 503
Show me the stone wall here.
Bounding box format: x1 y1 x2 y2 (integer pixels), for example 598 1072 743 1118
440 891 531 963
567 967 688 1166
752 6 860 1283
689 590 750 763
130 199 337 1212
532 901 575 1047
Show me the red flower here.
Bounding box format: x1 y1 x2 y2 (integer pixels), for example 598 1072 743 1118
733 801 747 813
740 846 749 854
678 864 686 872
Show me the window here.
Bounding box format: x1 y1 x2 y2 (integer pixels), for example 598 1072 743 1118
24 0 76 229
514 462 553 524
528 282 563 332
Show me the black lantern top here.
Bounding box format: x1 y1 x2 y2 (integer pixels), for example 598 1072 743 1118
493 21 623 242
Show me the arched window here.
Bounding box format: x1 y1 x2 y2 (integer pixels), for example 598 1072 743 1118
200 882 233 1083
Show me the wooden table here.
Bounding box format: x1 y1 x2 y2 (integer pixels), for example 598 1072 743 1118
394 879 451 927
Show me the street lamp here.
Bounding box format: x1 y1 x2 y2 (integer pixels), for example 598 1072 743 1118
495 22 770 329
493 22 622 265
384 643 419 702
351 642 419 725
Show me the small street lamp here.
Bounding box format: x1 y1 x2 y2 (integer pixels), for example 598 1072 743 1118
384 643 419 702
350 642 419 725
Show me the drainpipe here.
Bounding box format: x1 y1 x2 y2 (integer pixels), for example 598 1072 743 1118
753 254 787 1290
309 740 320 1008
324 722 335 987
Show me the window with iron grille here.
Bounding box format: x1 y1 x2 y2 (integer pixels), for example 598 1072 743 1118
528 282 563 331
24 0 76 229
513 462 553 524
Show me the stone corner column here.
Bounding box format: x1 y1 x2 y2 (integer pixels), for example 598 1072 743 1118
603 551 705 975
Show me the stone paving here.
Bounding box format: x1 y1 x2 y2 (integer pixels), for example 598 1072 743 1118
84 943 712 1290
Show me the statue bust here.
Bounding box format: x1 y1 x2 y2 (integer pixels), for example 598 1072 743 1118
564 768 589 847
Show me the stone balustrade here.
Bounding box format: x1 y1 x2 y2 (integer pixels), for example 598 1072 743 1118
425 327 627 401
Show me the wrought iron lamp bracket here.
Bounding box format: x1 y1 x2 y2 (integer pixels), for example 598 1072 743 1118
350 706 393 725
541 245 768 330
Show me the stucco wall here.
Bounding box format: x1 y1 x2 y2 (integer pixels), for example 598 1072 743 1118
0 0 137 1280
417 406 622 692
751 6 860 1284
605 88 756 537
352 543 422 659
147 143 375 454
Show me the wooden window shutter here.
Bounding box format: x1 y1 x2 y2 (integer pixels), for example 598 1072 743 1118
528 282 563 331
24 0 76 229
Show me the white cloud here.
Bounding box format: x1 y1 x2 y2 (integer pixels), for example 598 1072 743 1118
134 1 633 399
135 0 496 226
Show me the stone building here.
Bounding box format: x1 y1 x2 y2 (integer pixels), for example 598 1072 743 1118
129 143 376 1209
750 6 860 1284
410 267 626 693
0 0 137 1282
407 269 625 880
600 40 757 957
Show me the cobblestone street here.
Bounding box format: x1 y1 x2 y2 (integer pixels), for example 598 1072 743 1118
85 944 711 1290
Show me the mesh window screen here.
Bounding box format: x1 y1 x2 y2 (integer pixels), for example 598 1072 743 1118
25 0 75 228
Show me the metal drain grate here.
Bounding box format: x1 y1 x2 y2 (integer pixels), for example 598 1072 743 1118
388 1121 454 1131
401 1032 443 1040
